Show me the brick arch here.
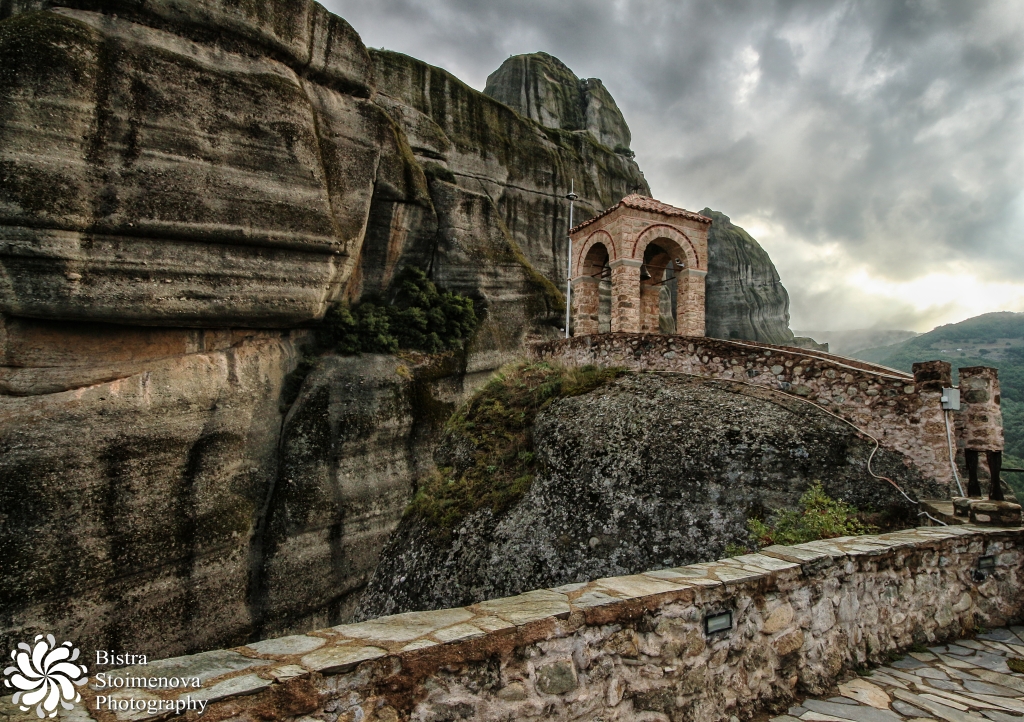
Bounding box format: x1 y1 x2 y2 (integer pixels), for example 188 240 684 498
574 230 616 278
631 224 700 270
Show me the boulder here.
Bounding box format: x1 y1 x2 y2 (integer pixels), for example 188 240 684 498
358 373 937 618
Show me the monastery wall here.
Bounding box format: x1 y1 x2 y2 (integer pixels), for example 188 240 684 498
48 526 1024 722
531 333 994 492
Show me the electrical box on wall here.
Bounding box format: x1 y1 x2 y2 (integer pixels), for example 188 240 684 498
941 388 960 411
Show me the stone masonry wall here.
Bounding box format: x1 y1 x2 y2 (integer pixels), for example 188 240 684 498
45 526 1024 722
532 333 958 490
960 366 1005 452
570 277 600 336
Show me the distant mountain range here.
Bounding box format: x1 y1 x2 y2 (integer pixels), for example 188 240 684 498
834 312 1024 498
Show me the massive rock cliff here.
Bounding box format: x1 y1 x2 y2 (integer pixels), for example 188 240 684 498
483 52 632 152
359 373 930 618
701 209 796 346
480 54 798 347
0 0 803 657
0 1 648 657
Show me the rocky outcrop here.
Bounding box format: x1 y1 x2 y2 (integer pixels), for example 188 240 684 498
0 6 392 326
484 52 632 152
0 1 649 657
358 373 928 618
371 50 646 297
702 209 796 345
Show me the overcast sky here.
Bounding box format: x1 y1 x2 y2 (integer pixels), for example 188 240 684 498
323 0 1024 333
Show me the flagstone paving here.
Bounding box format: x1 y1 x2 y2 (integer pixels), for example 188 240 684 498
769 627 1024 722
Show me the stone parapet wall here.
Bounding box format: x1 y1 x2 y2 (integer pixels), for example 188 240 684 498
48 526 1024 722
532 333 955 488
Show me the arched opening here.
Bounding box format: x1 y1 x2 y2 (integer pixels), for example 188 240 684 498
582 242 609 277
582 243 613 334
639 239 686 334
573 242 612 335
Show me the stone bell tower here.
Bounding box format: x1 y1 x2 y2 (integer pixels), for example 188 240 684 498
569 194 711 337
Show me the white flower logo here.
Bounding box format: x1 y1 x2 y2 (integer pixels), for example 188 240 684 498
3 635 88 718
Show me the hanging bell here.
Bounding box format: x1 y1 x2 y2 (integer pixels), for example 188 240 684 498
639 264 652 281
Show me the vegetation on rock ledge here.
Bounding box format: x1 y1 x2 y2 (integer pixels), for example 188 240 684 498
280 268 479 410
406 362 626 536
319 267 478 355
744 482 876 550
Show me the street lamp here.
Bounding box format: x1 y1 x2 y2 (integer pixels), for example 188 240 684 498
565 181 578 339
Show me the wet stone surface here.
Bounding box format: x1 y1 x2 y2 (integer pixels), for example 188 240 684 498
769 627 1024 722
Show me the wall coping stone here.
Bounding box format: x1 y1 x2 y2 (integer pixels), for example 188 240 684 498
59 524 1024 722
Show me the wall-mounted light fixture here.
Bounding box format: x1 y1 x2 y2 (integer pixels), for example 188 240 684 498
704 610 733 635
972 555 996 582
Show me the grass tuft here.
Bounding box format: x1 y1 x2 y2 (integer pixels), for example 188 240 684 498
747 482 877 549
405 361 626 536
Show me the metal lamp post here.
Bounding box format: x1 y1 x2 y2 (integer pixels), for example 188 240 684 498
565 181 578 339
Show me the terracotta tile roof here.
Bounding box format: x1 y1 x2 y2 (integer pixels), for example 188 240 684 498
569 193 712 234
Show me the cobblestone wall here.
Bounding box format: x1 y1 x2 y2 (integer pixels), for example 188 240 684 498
532 334 963 489
46 526 1023 722
959 366 1005 452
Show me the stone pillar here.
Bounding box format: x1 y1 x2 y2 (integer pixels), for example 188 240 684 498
571 277 600 336
676 268 707 337
609 259 641 333
912 360 952 392
959 366 1005 501
639 284 660 334
959 366 1004 453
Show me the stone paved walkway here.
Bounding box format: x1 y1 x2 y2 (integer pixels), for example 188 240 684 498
771 627 1024 722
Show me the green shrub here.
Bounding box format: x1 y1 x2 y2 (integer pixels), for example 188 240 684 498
747 482 876 549
318 267 478 355
723 542 749 558
406 362 626 536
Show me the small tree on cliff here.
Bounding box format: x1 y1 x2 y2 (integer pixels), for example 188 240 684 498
319 267 479 354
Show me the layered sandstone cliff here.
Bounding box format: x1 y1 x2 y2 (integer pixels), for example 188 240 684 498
0 1 647 657
483 52 633 152
0 0 804 658
701 209 796 346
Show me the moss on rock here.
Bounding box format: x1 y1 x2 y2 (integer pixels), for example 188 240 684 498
404 362 626 536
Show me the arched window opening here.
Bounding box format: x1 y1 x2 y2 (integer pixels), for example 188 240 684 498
572 242 612 336
641 240 687 335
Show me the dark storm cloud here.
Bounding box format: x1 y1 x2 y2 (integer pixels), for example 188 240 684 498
323 0 1024 330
